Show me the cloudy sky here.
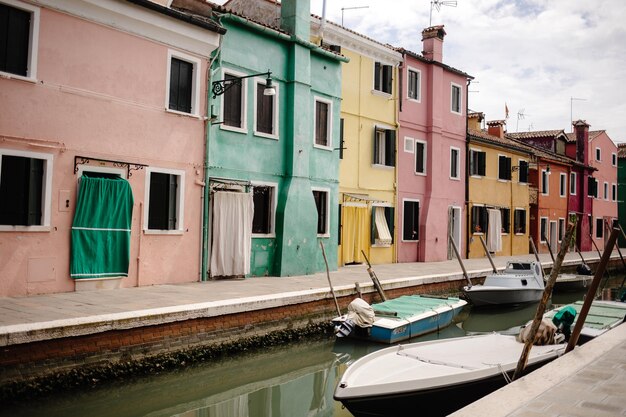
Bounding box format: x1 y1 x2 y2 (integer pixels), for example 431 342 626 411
218 0 626 142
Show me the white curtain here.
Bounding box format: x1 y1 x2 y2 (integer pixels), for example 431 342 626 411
487 208 502 252
210 191 253 277
374 206 392 246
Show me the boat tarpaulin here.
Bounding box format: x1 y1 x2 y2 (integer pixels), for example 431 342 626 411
70 176 134 279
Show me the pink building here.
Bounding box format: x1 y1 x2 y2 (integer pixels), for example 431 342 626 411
567 122 619 250
0 0 222 296
396 26 472 262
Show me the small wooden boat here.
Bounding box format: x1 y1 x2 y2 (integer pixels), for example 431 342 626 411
332 295 467 344
462 261 545 306
334 332 565 417
544 299 626 343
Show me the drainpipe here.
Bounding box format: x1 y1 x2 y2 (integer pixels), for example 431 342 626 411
464 78 471 259
201 21 223 282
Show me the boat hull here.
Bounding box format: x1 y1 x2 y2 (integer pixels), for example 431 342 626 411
551 274 592 292
336 359 552 417
462 286 543 306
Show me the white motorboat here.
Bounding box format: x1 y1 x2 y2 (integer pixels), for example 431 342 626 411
333 332 566 417
462 261 544 306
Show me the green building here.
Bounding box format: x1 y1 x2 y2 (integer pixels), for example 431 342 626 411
618 143 626 247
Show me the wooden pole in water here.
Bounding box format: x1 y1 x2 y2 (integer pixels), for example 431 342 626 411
565 227 620 354
361 250 387 301
512 215 577 381
478 235 498 274
320 241 341 316
542 232 556 264
449 233 472 287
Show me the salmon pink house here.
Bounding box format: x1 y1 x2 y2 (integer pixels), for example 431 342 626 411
0 0 223 297
396 26 472 262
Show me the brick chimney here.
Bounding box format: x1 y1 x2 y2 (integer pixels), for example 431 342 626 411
281 0 310 39
468 112 484 131
487 120 506 139
422 25 445 62
573 119 590 163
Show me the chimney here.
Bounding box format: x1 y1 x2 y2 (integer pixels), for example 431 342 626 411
573 119 590 163
487 120 506 139
468 112 484 131
281 0 310 39
422 25 446 62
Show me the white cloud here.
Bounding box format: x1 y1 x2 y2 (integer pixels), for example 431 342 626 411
216 0 626 141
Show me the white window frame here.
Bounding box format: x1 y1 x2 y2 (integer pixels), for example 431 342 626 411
251 180 277 238
559 173 567 197
612 153 617 166
371 201 393 247
570 172 577 196
595 147 601 162
372 61 393 96
541 169 549 195
165 49 202 117
219 68 248 134
540 216 549 243
313 96 333 151
604 181 609 200
450 82 462 115
312 186 330 237
0 148 52 232
253 77 279 140
406 66 421 102
415 139 427 176
449 146 460 180
143 167 185 234
0 0 40 82
401 198 420 242
403 136 414 153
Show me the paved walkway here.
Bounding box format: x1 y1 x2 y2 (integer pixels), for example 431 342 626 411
0 251 610 346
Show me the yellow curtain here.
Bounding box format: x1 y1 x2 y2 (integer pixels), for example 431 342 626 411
342 204 368 263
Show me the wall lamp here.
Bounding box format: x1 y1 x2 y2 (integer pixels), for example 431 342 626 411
211 70 275 98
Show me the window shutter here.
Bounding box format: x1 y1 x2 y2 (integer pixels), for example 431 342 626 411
374 62 381 90
386 206 394 244
415 142 424 173
27 158 43 226
168 174 177 230
257 84 273 134
478 152 486 176
370 208 376 244
386 129 396 167
1 4 31 76
223 74 242 127
383 65 393 94
373 129 379 164
339 118 344 159
519 160 528 183
505 157 512 180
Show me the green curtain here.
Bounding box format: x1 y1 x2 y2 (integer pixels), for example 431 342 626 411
71 176 134 279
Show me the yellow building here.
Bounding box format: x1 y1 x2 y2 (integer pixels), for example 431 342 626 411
467 116 533 259
315 23 402 266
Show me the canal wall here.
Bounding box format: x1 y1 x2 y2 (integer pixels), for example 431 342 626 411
0 257 622 397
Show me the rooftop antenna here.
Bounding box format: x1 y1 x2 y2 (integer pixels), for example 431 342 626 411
570 97 586 132
516 109 527 132
430 0 457 26
341 6 369 27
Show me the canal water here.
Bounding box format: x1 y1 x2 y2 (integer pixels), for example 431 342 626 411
3 279 624 417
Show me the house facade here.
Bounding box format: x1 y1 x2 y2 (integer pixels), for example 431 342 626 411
466 118 532 259
396 26 472 263
211 0 346 277
618 143 626 247
0 0 223 296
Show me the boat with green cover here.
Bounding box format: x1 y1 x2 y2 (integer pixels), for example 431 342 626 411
544 300 626 343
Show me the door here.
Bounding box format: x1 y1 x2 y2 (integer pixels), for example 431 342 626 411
549 221 558 254
448 206 462 260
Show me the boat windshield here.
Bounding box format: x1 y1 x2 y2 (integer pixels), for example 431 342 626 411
505 262 531 271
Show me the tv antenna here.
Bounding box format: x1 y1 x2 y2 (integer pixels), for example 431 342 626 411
341 6 369 27
430 0 457 26
516 109 528 132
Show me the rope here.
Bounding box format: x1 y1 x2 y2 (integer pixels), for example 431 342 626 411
497 363 512 384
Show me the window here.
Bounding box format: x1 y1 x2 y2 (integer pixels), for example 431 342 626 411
514 209 526 234
374 62 393 94
501 208 510 234
407 68 420 101
404 137 414 153
612 183 617 201
252 183 276 236
469 149 486 177
604 182 609 200
588 176 598 197
541 169 549 195
471 205 488 234
558 218 565 242
255 79 278 138
146 168 184 232
415 140 426 175
167 51 200 115
450 83 462 114
312 188 329 236
371 205 394 246
612 153 617 166
559 173 567 197
314 98 332 148
570 172 577 195
517 160 529 183
588 214 593 236
595 218 603 239
450 147 460 179
0 150 51 229
402 200 419 241
222 72 245 130
339 118 344 159
498 155 512 180
540 217 548 242
595 147 601 162
373 127 396 167
0 1 39 79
